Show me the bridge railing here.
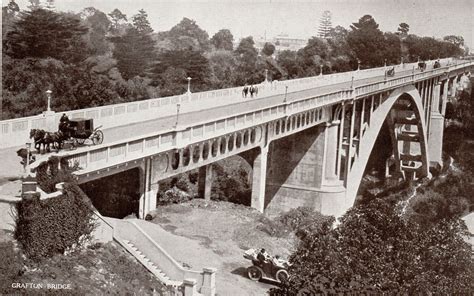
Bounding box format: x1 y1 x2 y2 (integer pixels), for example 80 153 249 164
0 57 460 149
26 59 474 176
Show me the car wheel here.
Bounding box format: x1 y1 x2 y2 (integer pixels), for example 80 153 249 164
247 266 262 281
276 270 288 283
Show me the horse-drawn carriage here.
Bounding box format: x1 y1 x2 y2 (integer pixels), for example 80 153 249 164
64 118 104 146
30 116 103 153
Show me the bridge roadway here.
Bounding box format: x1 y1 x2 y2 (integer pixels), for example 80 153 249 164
98 68 420 146
0 65 423 181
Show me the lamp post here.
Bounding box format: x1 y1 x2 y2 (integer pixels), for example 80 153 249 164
357 59 361 71
384 58 387 68
46 89 52 111
186 77 192 94
319 65 323 76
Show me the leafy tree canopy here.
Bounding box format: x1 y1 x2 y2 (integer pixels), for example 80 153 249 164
111 27 156 80
347 15 386 67
210 29 234 51
167 17 210 51
262 42 276 56
132 9 153 34
397 22 409 35
5 8 89 64
271 198 474 295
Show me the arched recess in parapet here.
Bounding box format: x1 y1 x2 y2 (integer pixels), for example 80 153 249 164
344 85 429 208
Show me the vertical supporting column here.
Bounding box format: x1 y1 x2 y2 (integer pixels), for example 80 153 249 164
450 76 458 99
426 79 433 129
428 82 444 168
358 98 366 156
198 164 213 200
324 120 340 183
336 103 346 179
138 163 146 219
344 101 356 185
251 146 268 213
441 80 449 115
139 159 158 219
369 95 374 125
431 82 442 114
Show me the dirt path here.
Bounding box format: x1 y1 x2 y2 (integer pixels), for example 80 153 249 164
146 199 296 296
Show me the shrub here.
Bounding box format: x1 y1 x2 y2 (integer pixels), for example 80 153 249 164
15 183 96 260
34 156 79 193
157 187 192 205
0 241 24 294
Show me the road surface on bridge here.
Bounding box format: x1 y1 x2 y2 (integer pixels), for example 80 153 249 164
0 67 421 181
102 68 418 146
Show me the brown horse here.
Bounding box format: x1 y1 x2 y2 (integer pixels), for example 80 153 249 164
29 129 46 152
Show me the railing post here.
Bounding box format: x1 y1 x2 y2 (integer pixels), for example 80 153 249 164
201 268 216 296
183 279 197 296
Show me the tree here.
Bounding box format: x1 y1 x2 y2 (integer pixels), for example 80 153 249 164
271 198 474 295
296 37 329 76
132 9 153 34
153 48 210 93
167 18 210 51
397 22 409 36
347 15 386 67
208 50 237 88
318 10 332 39
383 32 402 65
443 35 464 48
81 7 112 55
111 28 156 80
108 8 127 34
262 42 275 56
234 36 259 84
210 29 234 51
5 8 89 64
276 50 298 78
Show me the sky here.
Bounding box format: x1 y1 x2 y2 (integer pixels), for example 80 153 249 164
4 0 474 49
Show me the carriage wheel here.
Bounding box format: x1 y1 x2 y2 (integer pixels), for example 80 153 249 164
92 130 104 145
276 270 289 283
247 266 262 281
77 138 86 145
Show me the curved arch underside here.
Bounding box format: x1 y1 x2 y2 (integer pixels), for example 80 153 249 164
345 85 430 208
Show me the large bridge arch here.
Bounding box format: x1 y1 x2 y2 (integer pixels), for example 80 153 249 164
344 85 430 210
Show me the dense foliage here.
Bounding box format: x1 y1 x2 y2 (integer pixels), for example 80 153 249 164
15 183 96 260
2 2 466 119
270 198 474 295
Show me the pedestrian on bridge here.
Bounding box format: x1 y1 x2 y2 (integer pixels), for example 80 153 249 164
242 84 249 98
250 85 258 98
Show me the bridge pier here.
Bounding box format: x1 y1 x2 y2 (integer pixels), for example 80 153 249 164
138 159 158 219
428 82 443 168
251 146 268 213
198 164 213 200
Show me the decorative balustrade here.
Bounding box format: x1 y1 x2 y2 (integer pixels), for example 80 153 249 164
2 57 462 149
25 58 474 177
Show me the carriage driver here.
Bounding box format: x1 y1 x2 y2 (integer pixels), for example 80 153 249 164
58 113 75 135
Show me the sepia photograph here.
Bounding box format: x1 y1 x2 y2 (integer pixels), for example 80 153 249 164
0 0 473 295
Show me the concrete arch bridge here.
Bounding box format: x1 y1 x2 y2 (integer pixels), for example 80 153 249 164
16 58 473 218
